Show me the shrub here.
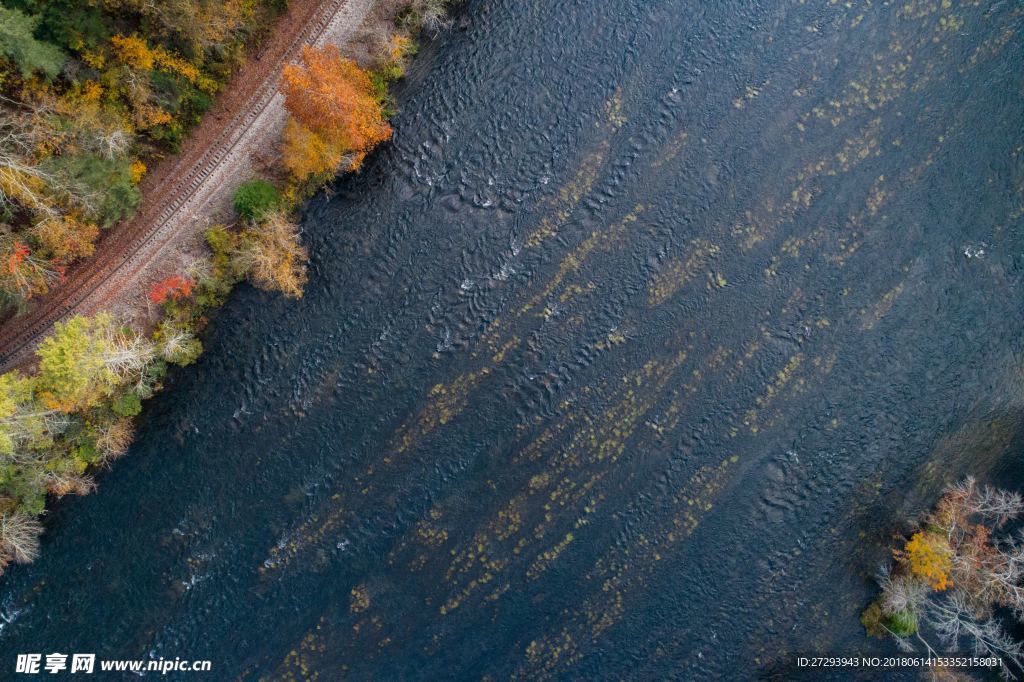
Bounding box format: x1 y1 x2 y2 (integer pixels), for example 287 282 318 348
148 275 194 304
153 320 202 366
111 392 142 417
233 179 280 221
860 601 887 639
884 609 917 637
232 208 307 298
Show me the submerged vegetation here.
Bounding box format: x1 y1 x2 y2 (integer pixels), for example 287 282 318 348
0 0 456 574
863 478 1024 676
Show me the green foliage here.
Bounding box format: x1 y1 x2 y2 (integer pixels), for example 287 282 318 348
111 392 142 417
47 155 141 228
0 6 65 79
35 313 118 412
0 373 31 456
233 180 280 221
884 609 918 637
135 359 168 400
74 440 99 466
166 337 202 366
199 226 245 303
151 70 211 120
4 0 108 53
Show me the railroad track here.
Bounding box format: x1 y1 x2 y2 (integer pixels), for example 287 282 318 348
0 0 357 370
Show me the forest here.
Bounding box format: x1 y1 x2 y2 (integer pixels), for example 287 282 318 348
0 0 451 571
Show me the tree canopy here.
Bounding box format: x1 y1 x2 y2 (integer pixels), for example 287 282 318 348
280 45 391 180
0 7 65 79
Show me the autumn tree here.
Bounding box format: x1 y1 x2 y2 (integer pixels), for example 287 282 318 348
232 207 308 298
900 531 953 591
104 0 253 54
0 371 62 458
92 417 134 461
867 478 1024 676
35 313 154 412
280 45 391 181
280 116 348 182
31 214 98 263
0 240 61 305
0 105 58 217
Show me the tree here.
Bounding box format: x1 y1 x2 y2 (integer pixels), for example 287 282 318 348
280 45 391 179
902 531 953 591
408 0 453 33
35 313 154 412
153 319 202 366
0 512 41 565
0 240 61 304
110 34 155 71
92 417 134 461
43 471 95 497
233 179 280 221
232 207 308 298
0 371 58 457
36 314 118 412
868 479 1024 677
46 154 141 228
105 0 253 54
0 7 65 80
0 105 59 217
281 117 346 182
30 214 98 263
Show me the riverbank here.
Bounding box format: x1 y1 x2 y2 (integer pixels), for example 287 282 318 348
0 0 374 371
0 1 1020 676
0 0 454 572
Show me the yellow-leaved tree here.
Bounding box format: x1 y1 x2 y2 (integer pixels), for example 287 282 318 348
902 531 953 591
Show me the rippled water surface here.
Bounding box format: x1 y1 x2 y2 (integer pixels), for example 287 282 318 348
3 0 1024 679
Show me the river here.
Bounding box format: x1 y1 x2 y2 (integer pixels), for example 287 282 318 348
2 0 1024 679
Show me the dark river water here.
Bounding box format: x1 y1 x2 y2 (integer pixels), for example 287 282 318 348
3 0 1024 679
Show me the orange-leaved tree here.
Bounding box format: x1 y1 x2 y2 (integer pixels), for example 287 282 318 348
900 531 953 591
280 45 391 180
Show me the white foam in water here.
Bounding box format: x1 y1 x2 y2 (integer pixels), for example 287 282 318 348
964 243 987 259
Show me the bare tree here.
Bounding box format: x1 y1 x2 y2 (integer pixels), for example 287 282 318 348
412 0 453 34
43 472 96 497
94 418 134 462
0 513 42 564
925 594 1024 679
877 566 929 617
102 326 156 382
